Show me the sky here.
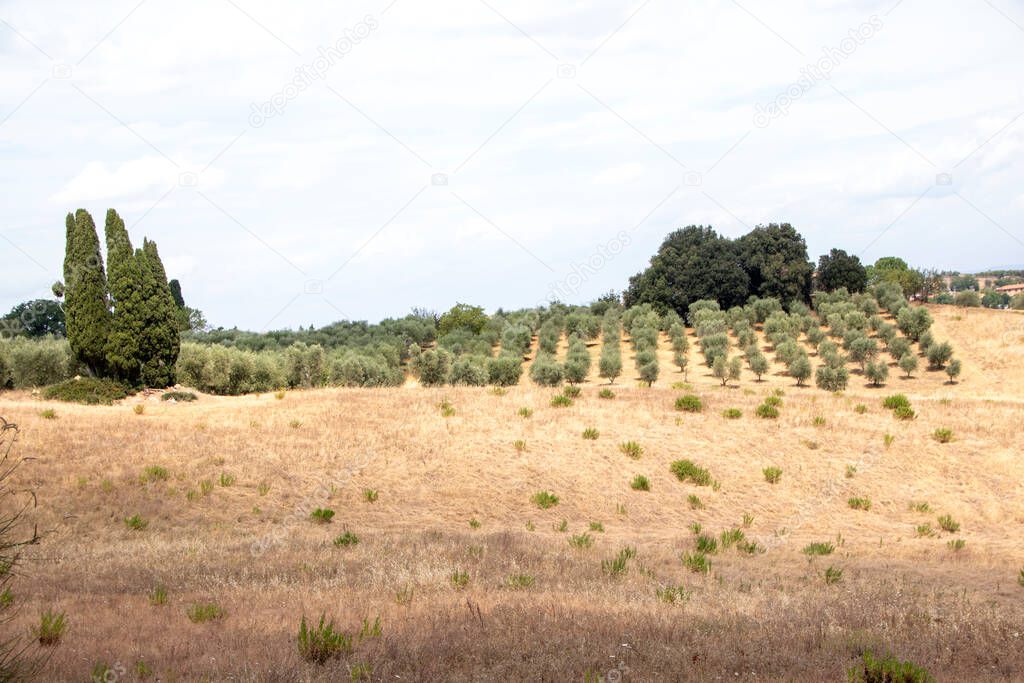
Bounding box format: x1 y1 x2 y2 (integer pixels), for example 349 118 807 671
1 0 1022 330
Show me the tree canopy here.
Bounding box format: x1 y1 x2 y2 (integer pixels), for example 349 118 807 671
816 249 867 293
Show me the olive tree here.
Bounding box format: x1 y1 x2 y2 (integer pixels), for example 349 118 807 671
898 352 918 378
865 359 888 387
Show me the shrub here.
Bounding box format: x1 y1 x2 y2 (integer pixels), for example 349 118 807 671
550 394 572 408
682 552 710 573
486 355 523 387
449 356 488 386
161 390 196 402
815 365 848 392
619 441 643 459
855 403 867 414
722 408 742 419
848 497 872 511
582 427 599 440
748 351 769 381
755 402 779 419
568 533 593 549
43 377 130 405
310 508 335 524
33 609 67 645
530 353 564 387
362 489 378 503
687 494 704 509
133 404 145 415
124 514 148 531
802 541 835 556
670 459 712 486
695 534 718 554
938 514 960 533
788 354 812 386
598 349 623 385
945 358 961 383
297 614 352 663
824 566 843 585
948 539 966 551
602 547 636 577
865 360 889 386
414 349 452 386
763 466 782 484
563 385 581 398
186 603 224 623
3 337 71 388
333 531 359 547
39 409 57 420
898 353 918 378
450 570 470 588
675 394 702 412
531 490 559 509
630 474 650 491
847 650 934 683
926 341 953 369
598 388 615 399
883 394 910 410
517 407 533 418
893 405 916 421
933 428 953 443
506 573 535 589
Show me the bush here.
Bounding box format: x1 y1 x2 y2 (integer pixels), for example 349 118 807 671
297 614 352 663
161 390 196 402
938 514 960 533
33 609 67 646
529 353 563 387
670 459 712 486
883 394 910 410
865 360 889 386
43 377 130 405
933 427 953 443
176 343 286 395
815 365 848 392
449 356 488 386
619 441 643 459
486 355 523 387
1 337 72 388
675 394 703 412
722 408 742 419
598 388 615 399
630 474 650 491
945 358 961 383
763 466 782 484
847 650 934 683
598 349 622 384
414 348 452 386
755 402 779 419
550 394 572 408
926 341 953 369
531 490 559 509
893 405 916 420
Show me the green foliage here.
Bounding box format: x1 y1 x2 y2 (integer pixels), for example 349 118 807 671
43 377 130 405
670 459 712 486
619 441 643 459
33 609 67 646
944 358 961 383
530 352 564 387
414 348 452 386
675 394 703 412
549 394 572 407
598 388 615 399
802 541 835 556
898 353 918 378
568 533 593 549
824 566 844 585
63 209 111 375
848 497 872 511
601 546 636 577
1 299 65 338
816 248 866 293
186 603 224 623
161 390 196 402
310 508 335 524
788 354 812 386
896 306 933 342
722 407 742 419
865 360 889 386
763 466 782 484
747 349 769 381
932 427 953 443
449 355 488 386
333 531 359 547
937 514 960 533
926 341 953 369
530 490 559 509
755 402 779 419
815 365 849 392
486 355 523 386
682 551 710 573
847 650 934 683
630 474 650 491
438 303 487 337
582 427 600 440
135 239 180 387
0 337 73 388
737 223 814 303
297 614 352 663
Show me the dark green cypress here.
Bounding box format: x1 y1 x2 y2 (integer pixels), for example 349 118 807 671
168 279 185 308
104 209 145 385
63 209 110 376
137 239 180 386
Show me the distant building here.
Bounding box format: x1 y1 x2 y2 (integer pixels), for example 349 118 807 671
996 283 1024 295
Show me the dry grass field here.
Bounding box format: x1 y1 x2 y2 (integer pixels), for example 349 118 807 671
2 304 1024 681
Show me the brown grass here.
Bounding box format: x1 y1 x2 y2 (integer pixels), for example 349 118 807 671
1 306 1023 680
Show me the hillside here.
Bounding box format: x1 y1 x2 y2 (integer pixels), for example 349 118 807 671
0 305 1022 680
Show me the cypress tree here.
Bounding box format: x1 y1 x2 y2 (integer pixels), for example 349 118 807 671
136 239 180 386
104 209 145 385
63 209 110 375
168 279 185 308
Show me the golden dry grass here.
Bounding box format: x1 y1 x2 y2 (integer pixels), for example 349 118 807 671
1 305 1023 681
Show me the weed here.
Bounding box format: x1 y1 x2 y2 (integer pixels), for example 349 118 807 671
720 528 745 549
737 540 762 554
199 479 214 495
656 585 690 604
802 541 835 556
148 585 167 606
695 534 718 554
675 394 703 413
555 519 568 532
854 404 867 414
845 464 857 478
909 501 931 513
274 390 286 400
589 521 605 533
847 650 934 683
948 538 966 551
40 409 57 420
141 465 169 483
742 513 754 527
932 428 954 443
439 400 455 417
630 474 650 491
938 515 960 533
161 391 197 402
670 459 712 486
133 404 145 415
884 433 895 448
186 603 224 623
257 482 270 496
450 570 469 589
598 388 615 399
569 533 594 550
513 439 527 452
687 494 704 510
490 387 507 396
468 518 481 529
394 585 415 605
550 394 573 408
619 441 643 459
602 547 636 577
219 472 235 487
297 614 352 663
763 466 782 484
124 514 148 531
688 522 702 535
763 395 783 408
0 589 12 608
682 552 710 573
531 490 560 509
525 521 535 531
333 531 359 547
1017 568 1024 588
915 524 936 538
310 508 335 524
882 394 910 410
563 385 582 398
848 497 872 511
507 574 535 589
722 408 742 419
824 566 843 585
362 489 378 503
582 427 600 440
893 405 916 421
755 402 779 419
517 407 533 418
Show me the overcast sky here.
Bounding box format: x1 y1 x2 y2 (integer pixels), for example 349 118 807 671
1 0 1022 329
